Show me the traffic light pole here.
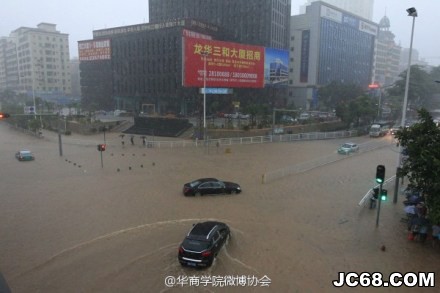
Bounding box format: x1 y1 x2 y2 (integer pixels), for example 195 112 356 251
376 183 383 227
100 150 103 168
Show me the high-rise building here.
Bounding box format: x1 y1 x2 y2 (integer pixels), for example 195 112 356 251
70 58 81 98
373 15 401 87
0 23 71 97
0 37 20 92
300 0 374 20
399 48 429 74
79 1 292 115
289 2 377 110
149 0 291 49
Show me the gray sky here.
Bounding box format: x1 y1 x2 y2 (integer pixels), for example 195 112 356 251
1 0 439 65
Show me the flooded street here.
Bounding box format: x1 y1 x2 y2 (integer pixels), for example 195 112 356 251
1 123 438 292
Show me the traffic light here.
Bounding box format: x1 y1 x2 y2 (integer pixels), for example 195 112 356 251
372 188 379 199
380 189 388 201
0 112 11 119
376 165 385 183
97 144 106 151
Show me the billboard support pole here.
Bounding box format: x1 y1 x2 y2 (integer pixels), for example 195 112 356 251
202 51 209 146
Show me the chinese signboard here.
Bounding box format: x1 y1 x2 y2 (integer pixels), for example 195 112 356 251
78 39 111 61
182 29 212 40
199 88 233 94
300 30 310 83
183 37 265 88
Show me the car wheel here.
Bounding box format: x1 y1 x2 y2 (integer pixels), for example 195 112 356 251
195 191 201 196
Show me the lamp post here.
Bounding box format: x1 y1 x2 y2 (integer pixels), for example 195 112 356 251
393 7 417 203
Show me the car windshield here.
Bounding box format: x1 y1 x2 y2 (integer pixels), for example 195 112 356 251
182 238 210 251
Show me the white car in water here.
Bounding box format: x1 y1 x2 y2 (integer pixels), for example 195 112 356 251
337 142 359 155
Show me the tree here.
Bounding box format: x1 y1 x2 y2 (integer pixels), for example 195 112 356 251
387 65 436 110
395 108 440 224
317 81 365 111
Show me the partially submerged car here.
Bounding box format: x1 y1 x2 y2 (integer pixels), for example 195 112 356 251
178 221 230 268
15 150 35 161
337 143 359 155
183 178 241 196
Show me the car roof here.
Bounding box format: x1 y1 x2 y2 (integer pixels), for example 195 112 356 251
187 221 226 239
195 178 218 183
19 150 31 153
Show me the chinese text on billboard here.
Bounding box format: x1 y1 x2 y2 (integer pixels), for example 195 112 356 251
78 39 111 61
183 37 265 88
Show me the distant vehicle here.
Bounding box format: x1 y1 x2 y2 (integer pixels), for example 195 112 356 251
182 178 241 196
337 142 359 155
272 127 284 135
369 124 388 137
178 221 230 268
298 113 310 122
280 115 297 124
15 150 35 161
113 109 127 116
390 125 401 135
238 113 250 119
225 112 249 119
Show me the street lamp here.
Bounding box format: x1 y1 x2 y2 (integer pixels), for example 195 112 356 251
393 7 417 203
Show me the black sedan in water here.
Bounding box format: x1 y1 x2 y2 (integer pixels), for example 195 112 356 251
183 178 241 196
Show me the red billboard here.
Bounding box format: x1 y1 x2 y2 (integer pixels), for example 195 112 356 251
183 37 265 88
78 39 111 61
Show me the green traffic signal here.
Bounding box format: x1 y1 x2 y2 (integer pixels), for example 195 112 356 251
380 189 388 201
376 165 385 183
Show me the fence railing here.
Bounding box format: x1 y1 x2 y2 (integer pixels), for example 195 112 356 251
358 176 396 207
144 130 358 149
8 124 43 138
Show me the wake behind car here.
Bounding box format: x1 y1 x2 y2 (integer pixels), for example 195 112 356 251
337 142 359 155
178 221 230 268
183 178 241 196
15 150 35 161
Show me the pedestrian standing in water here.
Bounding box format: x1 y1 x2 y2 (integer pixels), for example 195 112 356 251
130 136 134 145
142 136 146 146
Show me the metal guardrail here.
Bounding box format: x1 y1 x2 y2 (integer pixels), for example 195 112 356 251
41 130 358 149
358 176 396 207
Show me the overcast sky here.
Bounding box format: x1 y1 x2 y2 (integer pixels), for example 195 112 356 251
1 0 439 66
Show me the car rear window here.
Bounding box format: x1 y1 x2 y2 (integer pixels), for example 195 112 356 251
182 238 210 251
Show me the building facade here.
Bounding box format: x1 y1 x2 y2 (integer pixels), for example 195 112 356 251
0 23 71 98
70 58 81 98
80 1 291 114
300 0 374 20
149 0 291 50
289 2 378 110
399 48 429 74
372 15 401 87
80 19 262 113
